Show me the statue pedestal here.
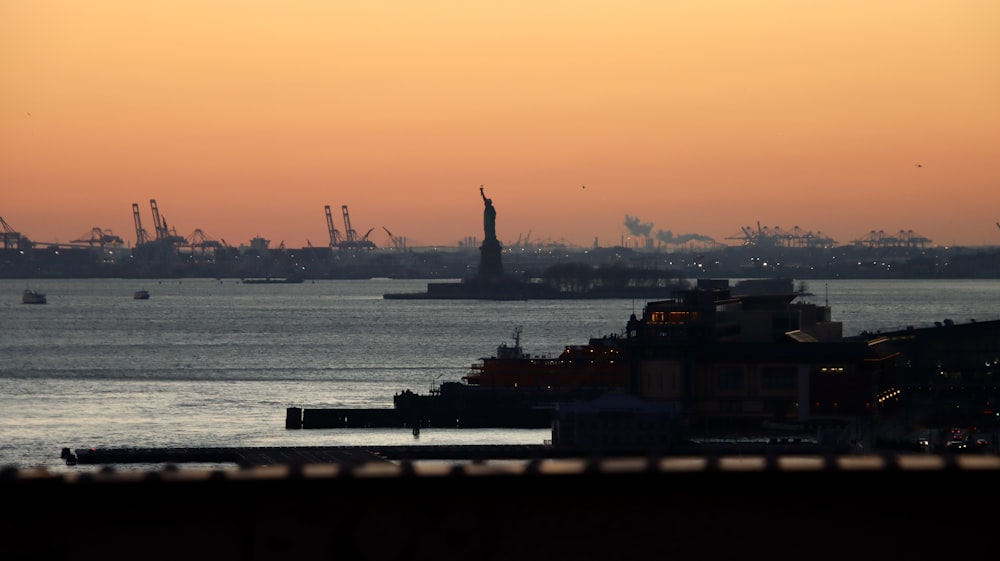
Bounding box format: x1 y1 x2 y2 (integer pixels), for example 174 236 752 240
478 239 503 278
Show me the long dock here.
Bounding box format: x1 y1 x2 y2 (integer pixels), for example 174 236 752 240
66 444 566 467
67 446 386 467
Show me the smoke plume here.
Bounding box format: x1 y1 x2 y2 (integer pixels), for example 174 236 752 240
624 215 654 238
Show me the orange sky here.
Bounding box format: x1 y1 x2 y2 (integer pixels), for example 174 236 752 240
3 1 999 250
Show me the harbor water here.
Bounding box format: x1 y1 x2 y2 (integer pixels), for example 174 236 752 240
2 277 998 471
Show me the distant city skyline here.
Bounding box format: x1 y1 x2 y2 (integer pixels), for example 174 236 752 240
3 2 998 248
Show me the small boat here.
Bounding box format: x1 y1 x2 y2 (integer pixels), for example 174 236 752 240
241 276 304 284
22 289 47 304
133 289 150 300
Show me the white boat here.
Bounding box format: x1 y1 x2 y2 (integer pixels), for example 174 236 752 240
22 289 47 304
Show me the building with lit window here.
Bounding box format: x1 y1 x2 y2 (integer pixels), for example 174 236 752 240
623 279 899 432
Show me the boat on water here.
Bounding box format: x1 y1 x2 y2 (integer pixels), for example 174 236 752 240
241 276 304 284
461 326 625 391
133 289 150 300
22 289 46 304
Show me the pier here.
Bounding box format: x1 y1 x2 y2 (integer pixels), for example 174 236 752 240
65 444 567 467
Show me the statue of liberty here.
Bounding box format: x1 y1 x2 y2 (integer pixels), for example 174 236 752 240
480 186 497 243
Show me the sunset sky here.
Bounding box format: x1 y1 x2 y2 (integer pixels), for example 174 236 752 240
3 1 998 250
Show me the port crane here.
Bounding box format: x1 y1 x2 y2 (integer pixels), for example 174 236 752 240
186 229 224 255
150 199 167 240
726 221 835 248
148 199 186 245
512 230 532 249
342 205 358 244
131 203 153 245
2 218 125 253
852 230 931 249
324 205 344 248
0 216 28 250
71 228 125 248
383 227 406 250
323 204 375 250
339 205 376 250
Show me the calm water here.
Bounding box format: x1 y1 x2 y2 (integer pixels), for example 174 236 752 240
2 277 998 471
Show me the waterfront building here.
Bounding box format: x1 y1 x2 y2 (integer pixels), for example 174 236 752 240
622 279 899 432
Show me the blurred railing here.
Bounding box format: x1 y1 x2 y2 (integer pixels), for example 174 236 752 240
4 453 999 560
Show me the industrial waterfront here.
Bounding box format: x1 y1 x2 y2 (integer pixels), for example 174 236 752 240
3 201 1000 281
